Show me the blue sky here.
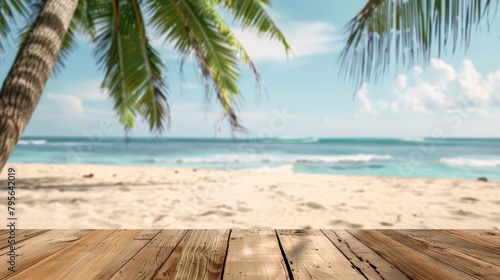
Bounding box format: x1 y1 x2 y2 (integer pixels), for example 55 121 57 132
1 0 500 138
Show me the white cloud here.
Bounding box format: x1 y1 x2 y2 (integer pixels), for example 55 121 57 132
392 81 448 113
412 59 457 90
232 21 339 62
70 80 108 101
357 84 379 115
151 19 339 63
34 80 112 121
45 94 85 116
486 70 500 106
358 59 500 115
34 80 111 119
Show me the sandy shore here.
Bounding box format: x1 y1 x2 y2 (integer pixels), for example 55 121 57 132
1 163 499 229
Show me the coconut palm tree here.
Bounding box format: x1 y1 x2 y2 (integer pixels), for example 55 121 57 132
340 0 499 91
0 0 292 172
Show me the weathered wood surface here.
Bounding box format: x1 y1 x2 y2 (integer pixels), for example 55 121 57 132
321 229 410 280
277 229 365 280
348 230 473 280
223 229 289 280
109 229 186 280
1 229 499 280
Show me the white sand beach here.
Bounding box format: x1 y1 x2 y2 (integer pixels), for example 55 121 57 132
1 163 499 229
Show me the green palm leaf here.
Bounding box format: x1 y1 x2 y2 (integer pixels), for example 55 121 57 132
213 0 292 54
0 0 27 58
148 0 246 131
147 0 291 132
340 0 499 91
89 0 169 134
4 0 290 135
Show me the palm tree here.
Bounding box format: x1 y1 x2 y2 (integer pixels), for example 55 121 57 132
0 0 291 172
340 0 499 91
0 0 78 172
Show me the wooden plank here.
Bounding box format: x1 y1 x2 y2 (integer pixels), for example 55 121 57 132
436 230 500 249
0 229 50 250
109 229 187 280
322 230 409 280
222 229 290 280
153 231 192 280
0 230 10 241
134 229 161 240
94 239 150 280
95 229 164 279
2 229 498 280
407 230 500 267
321 230 382 280
171 229 230 280
0 229 94 279
381 230 500 280
276 229 365 280
348 230 472 280
31 230 142 279
10 230 117 280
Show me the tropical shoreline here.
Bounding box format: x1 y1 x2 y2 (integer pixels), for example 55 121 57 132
1 163 499 229
11 137 500 180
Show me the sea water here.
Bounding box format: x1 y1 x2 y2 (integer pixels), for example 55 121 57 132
9 137 500 180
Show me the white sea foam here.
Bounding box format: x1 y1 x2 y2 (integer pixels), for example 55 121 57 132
18 140 47 145
247 164 295 174
273 137 319 143
153 154 392 165
45 142 80 146
294 154 392 163
440 158 500 168
398 137 426 142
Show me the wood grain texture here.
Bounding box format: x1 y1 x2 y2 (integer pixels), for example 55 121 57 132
322 230 409 280
9 230 116 280
134 229 162 240
1 229 93 279
2 229 499 280
0 229 50 250
407 230 500 267
277 229 365 280
153 230 193 280
436 230 500 249
10 230 142 279
172 229 230 280
46 230 141 279
109 229 187 280
94 239 150 280
348 230 472 280
223 229 290 280
382 230 500 280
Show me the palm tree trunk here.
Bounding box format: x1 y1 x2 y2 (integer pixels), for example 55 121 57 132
0 0 78 172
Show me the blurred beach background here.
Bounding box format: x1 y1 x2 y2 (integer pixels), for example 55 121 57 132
12 137 500 180
2 0 500 230
5 137 499 230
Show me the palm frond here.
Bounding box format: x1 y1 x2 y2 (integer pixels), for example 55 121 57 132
340 0 499 91
147 0 291 132
0 0 27 58
147 0 245 131
203 3 263 88
213 0 292 55
130 0 170 133
89 0 169 134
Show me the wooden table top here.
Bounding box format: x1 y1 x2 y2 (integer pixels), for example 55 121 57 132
1 229 499 279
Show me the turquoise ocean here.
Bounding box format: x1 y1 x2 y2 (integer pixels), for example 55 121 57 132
9 137 500 180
